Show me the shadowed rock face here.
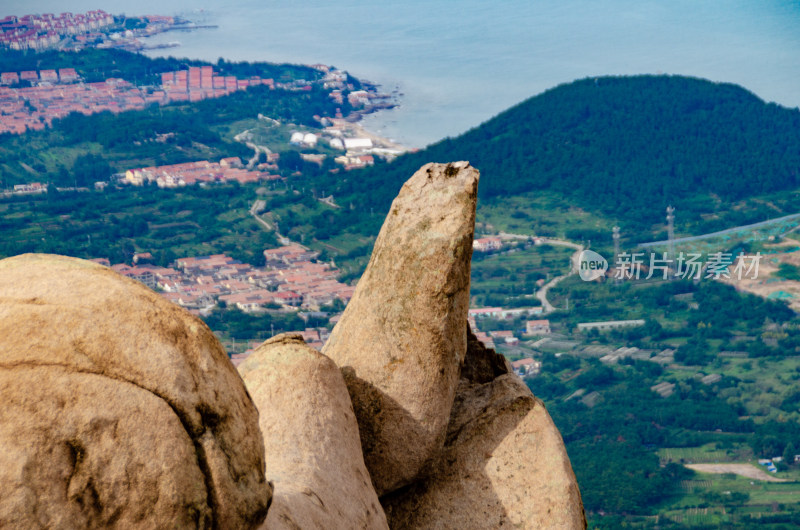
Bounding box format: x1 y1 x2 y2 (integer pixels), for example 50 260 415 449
238 333 388 530
322 161 479 496
382 372 587 530
0 254 271 529
461 323 511 384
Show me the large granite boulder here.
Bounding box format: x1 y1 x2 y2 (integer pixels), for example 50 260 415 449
238 333 388 530
381 336 586 529
322 162 479 495
0 254 270 529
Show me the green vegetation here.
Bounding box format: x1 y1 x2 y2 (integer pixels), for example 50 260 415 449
0 47 350 188
476 191 612 241
514 272 800 527
777 262 800 281
303 75 800 253
5 56 800 525
470 242 570 307
0 184 277 266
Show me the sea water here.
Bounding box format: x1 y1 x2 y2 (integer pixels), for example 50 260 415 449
3 0 800 147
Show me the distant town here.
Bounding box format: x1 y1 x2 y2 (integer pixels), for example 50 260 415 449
0 10 209 53
87 236 558 372
93 243 354 357
1 65 290 135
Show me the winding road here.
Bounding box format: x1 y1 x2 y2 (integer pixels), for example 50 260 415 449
497 234 584 314
250 199 292 245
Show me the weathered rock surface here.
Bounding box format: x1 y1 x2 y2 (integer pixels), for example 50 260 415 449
381 371 587 529
322 161 479 495
238 333 388 530
0 254 270 529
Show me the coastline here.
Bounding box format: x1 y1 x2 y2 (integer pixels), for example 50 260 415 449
337 118 413 154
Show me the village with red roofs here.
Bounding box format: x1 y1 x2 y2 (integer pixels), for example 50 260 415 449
0 65 279 135
0 10 204 53
0 10 537 367
0 10 115 51
92 243 355 358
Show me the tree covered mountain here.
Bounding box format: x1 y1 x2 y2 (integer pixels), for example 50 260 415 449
321 75 800 231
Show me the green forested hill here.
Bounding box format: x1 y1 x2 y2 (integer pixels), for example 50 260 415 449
320 75 800 230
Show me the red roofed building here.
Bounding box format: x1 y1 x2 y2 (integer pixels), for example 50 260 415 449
0 72 19 84
511 358 541 376
39 69 58 82
219 156 241 168
473 237 502 252
57 68 78 82
526 319 551 336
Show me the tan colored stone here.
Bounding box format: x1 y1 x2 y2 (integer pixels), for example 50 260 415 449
239 333 388 530
322 162 479 495
381 374 586 529
0 254 270 529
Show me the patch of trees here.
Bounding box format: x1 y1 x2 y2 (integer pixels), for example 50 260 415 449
567 438 692 514
528 359 756 516
0 183 276 267
201 307 304 341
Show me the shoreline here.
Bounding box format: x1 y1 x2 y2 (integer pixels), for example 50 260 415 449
337 118 413 154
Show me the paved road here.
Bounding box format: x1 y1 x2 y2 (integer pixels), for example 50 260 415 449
497 234 583 314
250 199 293 246
639 212 800 248
249 199 270 228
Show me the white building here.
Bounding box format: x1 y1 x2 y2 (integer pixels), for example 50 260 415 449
343 138 373 150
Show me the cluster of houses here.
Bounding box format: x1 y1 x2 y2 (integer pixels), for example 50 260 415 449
472 235 546 253
0 11 200 53
159 66 275 103
122 158 279 188
0 67 79 85
314 64 371 109
101 244 354 314
0 10 114 51
0 64 315 135
0 76 147 134
288 126 401 169
10 182 47 194
466 306 550 377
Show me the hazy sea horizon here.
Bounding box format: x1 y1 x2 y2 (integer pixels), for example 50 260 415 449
3 1 800 148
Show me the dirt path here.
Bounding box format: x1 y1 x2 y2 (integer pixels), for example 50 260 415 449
686 463 789 482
